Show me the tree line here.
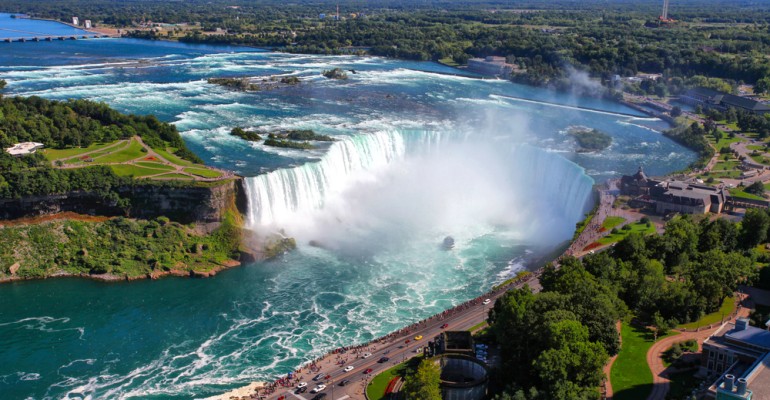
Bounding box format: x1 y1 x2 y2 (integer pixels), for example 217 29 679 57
488 213 761 399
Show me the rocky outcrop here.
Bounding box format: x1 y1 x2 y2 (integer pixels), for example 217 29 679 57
0 178 248 228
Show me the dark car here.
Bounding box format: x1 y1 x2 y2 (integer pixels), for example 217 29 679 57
313 373 324 381
311 393 328 400
378 357 389 363
339 379 351 386
296 387 307 394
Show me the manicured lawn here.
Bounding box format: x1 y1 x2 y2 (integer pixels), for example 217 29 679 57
612 323 677 400
707 136 741 152
750 154 770 165
597 222 656 245
729 188 766 201
367 362 409 400
155 147 196 167
42 141 119 161
110 164 169 177
711 160 740 171
469 321 488 332
135 161 175 171
93 138 146 163
154 173 194 180
602 216 626 230
437 57 460 67
747 144 768 151
678 297 735 330
183 167 222 178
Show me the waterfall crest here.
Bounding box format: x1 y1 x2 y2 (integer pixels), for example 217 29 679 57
243 131 594 230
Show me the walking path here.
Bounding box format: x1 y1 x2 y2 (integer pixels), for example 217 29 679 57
645 293 752 400
602 321 622 399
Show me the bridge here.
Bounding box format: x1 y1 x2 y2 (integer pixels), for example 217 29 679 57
0 27 116 43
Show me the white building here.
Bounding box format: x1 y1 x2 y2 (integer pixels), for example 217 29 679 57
5 142 44 156
72 17 79 26
84 20 92 29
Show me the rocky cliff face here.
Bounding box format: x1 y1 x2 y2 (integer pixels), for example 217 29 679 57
0 178 248 228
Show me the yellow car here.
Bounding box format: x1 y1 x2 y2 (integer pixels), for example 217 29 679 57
414 335 423 341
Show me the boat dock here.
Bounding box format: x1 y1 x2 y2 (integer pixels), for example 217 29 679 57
2 33 115 43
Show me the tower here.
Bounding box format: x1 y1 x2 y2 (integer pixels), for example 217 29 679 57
661 0 669 20
336 4 340 21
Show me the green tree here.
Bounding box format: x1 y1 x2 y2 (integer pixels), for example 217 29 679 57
740 208 770 248
746 181 765 197
755 77 770 95
404 359 442 400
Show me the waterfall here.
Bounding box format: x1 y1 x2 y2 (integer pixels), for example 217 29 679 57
243 131 595 230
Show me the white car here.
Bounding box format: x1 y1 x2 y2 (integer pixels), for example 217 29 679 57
482 299 491 305
362 352 372 359
311 384 327 393
343 365 354 372
297 382 308 389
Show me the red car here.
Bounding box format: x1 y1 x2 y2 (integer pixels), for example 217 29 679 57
364 368 373 374
441 323 449 329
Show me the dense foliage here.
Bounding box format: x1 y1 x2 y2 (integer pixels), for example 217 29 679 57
0 96 203 199
488 214 758 399
0 213 242 279
403 359 442 400
663 122 713 168
568 128 612 152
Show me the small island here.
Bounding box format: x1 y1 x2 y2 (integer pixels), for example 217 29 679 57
208 75 301 92
229 128 335 150
322 68 348 80
567 126 613 152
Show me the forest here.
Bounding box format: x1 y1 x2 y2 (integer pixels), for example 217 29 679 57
3 0 770 88
488 213 764 399
0 93 202 199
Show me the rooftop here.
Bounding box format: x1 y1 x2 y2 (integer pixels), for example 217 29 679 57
5 142 44 156
747 353 770 399
727 324 770 351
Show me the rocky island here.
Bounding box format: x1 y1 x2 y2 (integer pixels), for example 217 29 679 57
567 126 613 152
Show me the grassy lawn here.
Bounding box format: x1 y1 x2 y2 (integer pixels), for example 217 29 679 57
750 154 770 165
155 147 196 167
93 138 146 163
678 297 735 330
747 144 768 151
110 164 169 177
729 188 766 201
42 141 119 161
612 323 678 400
154 172 194 180
469 321 488 332
135 161 175 171
183 167 222 178
437 57 460 67
367 362 410 400
708 136 741 152
602 216 626 230
598 222 656 245
711 160 740 171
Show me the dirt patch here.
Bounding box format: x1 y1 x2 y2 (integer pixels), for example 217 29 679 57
0 212 112 228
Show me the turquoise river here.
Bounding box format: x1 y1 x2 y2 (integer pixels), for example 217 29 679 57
0 23 695 400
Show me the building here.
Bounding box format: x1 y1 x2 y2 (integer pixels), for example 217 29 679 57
651 180 729 214
701 318 770 399
620 166 658 196
467 56 516 77
5 142 44 157
84 20 92 29
681 87 770 115
72 17 79 26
